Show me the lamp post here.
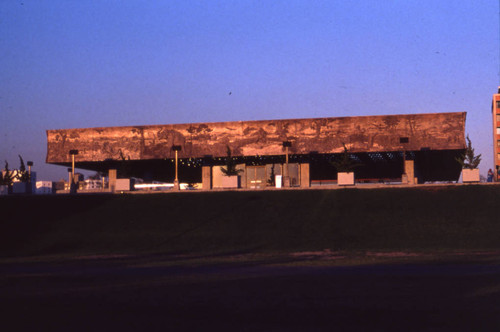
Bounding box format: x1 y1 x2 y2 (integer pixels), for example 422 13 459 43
67 168 72 186
282 141 291 187
172 145 182 190
69 150 79 193
27 161 33 182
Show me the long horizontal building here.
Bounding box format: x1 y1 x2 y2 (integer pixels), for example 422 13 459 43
46 112 466 188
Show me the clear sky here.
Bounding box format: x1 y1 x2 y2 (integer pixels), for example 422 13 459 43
1 0 499 180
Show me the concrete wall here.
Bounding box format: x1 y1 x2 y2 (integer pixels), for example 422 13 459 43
300 163 310 187
212 166 225 189
202 166 212 190
115 178 134 191
108 169 117 192
404 160 415 185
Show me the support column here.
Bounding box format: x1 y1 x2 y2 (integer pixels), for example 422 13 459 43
404 160 415 185
109 169 117 192
202 166 212 190
283 146 290 187
236 164 246 188
300 163 310 188
282 141 291 187
173 149 180 190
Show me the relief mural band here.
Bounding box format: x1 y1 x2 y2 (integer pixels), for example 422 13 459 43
46 112 466 164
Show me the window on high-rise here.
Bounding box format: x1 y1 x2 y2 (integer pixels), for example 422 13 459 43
496 100 500 108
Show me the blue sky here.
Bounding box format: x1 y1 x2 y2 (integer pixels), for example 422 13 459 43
1 1 498 180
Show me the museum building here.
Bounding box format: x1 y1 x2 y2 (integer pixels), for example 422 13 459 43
46 112 467 189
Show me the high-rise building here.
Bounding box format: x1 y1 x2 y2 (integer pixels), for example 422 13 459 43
493 88 500 181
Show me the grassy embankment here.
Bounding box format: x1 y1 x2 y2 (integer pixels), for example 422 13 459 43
0 185 499 258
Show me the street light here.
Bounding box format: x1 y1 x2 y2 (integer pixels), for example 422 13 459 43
27 161 33 182
282 141 292 187
69 150 79 193
172 145 182 190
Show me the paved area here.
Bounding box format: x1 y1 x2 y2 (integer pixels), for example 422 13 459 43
55 181 500 195
1 253 500 331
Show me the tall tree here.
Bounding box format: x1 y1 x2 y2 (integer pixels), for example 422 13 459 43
16 155 30 182
220 146 242 176
1 161 15 187
330 143 362 172
456 135 481 169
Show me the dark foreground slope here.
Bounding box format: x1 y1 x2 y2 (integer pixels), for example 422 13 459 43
1 185 499 257
1 186 500 331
